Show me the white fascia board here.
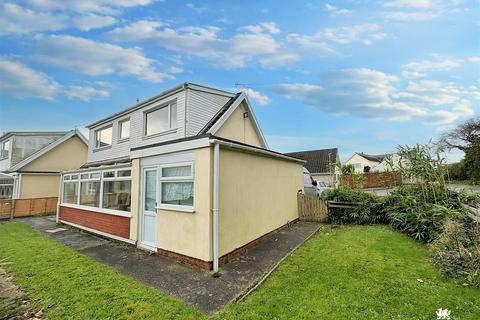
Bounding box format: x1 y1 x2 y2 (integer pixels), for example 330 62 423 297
207 93 269 149
9 130 80 172
130 137 211 159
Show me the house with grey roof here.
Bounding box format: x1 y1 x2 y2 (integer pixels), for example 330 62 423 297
285 148 340 185
345 152 393 173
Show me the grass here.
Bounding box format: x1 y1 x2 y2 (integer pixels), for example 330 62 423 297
1 223 479 319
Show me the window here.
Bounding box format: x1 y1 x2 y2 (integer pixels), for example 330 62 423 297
0 178 13 199
160 164 194 208
119 119 130 141
95 126 112 148
80 181 100 207
145 103 177 136
103 180 131 211
63 181 78 204
61 168 132 214
354 163 362 169
0 140 9 159
102 168 131 212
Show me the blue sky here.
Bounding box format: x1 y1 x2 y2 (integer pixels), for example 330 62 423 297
0 0 478 162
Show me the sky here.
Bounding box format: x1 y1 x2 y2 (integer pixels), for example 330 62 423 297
0 0 479 163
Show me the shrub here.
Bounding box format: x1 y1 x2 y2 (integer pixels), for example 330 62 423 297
430 218 480 287
322 185 387 224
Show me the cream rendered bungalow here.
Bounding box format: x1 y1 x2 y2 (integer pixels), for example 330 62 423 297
58 83 305 272
0 130 87 201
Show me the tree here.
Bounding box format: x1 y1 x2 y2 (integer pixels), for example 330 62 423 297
438 118 480 183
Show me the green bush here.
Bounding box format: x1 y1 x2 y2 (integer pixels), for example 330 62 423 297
322 185 388 224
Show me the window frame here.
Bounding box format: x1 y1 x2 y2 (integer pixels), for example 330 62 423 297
157 162 195 212
94 125 113 150
60 167 132 217
118 118 130 142
0 139 10 160
144 102 177 138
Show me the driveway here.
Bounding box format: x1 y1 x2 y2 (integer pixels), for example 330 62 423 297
22 216 320 314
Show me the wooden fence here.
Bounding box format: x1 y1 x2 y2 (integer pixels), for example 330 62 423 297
297 193 328 222
342 172 402 189
0 197 58 220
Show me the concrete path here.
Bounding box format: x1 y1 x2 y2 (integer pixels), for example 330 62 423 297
22 216 320 314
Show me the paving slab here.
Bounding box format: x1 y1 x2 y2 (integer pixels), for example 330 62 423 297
21 216 320 314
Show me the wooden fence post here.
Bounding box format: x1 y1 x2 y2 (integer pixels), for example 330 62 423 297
10 199 15 221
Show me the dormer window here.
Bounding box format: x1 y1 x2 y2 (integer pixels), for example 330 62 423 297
0 140 9 159
145 103 177 136
118 119 130 141
95 125 112 149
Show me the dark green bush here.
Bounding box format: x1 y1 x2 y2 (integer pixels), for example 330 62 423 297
322 185 388 224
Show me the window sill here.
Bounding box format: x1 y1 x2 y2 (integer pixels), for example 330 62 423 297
118 138 129 143
93 146 112 152
143 128 178 140
60 203 132 218
156 205 195 213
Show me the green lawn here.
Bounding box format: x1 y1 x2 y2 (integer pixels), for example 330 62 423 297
1 222 479 320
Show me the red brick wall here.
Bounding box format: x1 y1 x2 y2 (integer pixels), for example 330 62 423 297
59 206 130 239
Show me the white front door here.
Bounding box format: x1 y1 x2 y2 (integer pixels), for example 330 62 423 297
140 168 158 251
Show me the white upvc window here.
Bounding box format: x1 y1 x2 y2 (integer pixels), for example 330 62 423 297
158 162 194 211
0 140 10 159
95 125 113 149
144 103 177 137
61 168 132 215
118 118 130 141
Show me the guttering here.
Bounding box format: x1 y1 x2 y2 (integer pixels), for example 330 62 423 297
209 138 306 164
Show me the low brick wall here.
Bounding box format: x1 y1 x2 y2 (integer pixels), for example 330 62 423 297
59 206 130 239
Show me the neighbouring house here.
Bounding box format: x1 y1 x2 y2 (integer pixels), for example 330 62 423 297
371 154 401 172
285 148 340 185
57 83 305 272
0 130 88 201
345 152 392 173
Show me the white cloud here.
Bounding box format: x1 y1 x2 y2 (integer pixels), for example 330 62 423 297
383 0 462 21
242 22 280 34
185 3 206 13
324 3 351 15
386 11 438 21
0 2 66 34
288 24 386 50
32 35 170 82
24 0 154 15
65 85 110 101
401 58 462 78
242 88 269 106
108 21 296 69
468 56 480 63
272 68 478 125
0 58 59 100
73 14 116 31
384 0 439 8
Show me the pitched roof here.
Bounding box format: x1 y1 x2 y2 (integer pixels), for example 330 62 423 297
7 130 88 172
0 131 67 142
285 148 339 173
86 82 235 129
199 92 242 134
357 152 391 162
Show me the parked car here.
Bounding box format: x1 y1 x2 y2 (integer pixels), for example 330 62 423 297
315 181 332 198
303 167 317 198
